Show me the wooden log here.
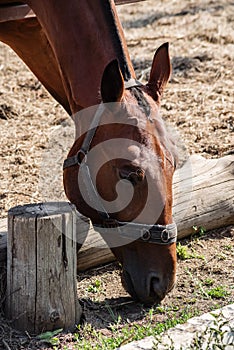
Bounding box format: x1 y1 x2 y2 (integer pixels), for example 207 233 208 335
0 155 233 273
77 225 114 272
6 202 82 334
0 0 146 23
173 154 234 239
0 4 34 23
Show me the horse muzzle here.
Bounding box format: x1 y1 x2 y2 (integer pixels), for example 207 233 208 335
121 265 176 305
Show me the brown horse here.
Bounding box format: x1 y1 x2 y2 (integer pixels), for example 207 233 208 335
1 0 177 305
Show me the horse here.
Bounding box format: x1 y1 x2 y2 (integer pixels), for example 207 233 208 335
0 8 70 113
1 0 178 305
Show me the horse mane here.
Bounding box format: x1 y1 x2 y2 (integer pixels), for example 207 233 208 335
130 87 151 118
100 1 132 81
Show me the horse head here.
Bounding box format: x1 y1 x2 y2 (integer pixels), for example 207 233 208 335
63 43 177 305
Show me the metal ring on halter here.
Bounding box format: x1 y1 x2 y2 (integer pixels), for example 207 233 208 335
161 229 170 243
77 149 87 165
141 229 151 241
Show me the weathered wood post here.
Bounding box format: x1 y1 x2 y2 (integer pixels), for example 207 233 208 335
0 219 7 309
6 202 82 334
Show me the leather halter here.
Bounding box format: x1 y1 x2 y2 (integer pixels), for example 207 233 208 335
63 79 177 245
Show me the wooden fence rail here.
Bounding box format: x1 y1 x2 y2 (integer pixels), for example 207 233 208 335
0 0 146 23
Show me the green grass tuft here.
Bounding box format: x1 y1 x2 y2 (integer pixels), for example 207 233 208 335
207 286 230 299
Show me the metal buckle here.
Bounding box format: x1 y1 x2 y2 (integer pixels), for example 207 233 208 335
141 229 151 241
161 229 170 243
77 149 87 165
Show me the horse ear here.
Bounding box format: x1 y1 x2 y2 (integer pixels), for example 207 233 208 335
101 59 124 102
147 42 171 100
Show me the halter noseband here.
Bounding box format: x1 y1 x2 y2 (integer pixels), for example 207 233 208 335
63 79 177 245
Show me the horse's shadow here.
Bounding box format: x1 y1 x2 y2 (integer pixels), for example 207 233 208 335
79 295 153 329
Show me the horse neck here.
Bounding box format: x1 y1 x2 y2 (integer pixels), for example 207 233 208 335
26 0 135 113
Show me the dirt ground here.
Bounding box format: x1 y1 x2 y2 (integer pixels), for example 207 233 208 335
0 0 233 349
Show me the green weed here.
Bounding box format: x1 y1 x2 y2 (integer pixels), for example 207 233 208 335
217 253 227 261
203 278 214 286
176 243 191 260
207 285 230 299
36 328 62 346
71 308 196 349
223 244 232 251
87 280 102 293
192 225 206 237
177 243 205 260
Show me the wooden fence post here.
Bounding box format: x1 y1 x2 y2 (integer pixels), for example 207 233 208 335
6 202 82 334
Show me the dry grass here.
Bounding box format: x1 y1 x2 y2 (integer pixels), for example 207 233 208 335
0 0 233 348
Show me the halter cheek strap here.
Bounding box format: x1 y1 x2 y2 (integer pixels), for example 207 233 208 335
63 102 105 170
63 79 142 170
63 79 177 245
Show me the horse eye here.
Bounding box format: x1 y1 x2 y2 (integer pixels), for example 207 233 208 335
136 168 145 179
127 173 138 186
119 168 145 186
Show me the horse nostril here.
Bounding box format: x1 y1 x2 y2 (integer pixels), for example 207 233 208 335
150 277 160 289
149 277 164 301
